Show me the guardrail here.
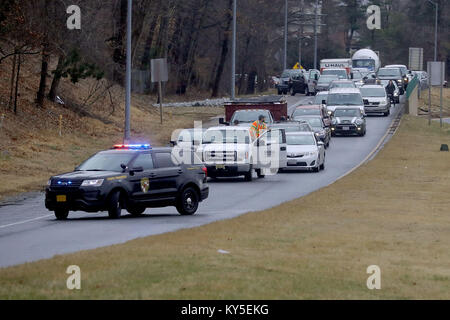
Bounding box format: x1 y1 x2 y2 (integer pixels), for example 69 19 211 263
406 75 419 99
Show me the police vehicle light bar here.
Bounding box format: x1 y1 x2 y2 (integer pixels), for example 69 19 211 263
113 144 151 150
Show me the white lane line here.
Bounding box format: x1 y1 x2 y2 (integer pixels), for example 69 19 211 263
0 214 53 229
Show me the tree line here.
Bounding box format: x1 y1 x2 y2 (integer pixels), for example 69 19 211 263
0 0 448 113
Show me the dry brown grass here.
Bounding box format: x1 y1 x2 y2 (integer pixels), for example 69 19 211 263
418 87 450 118
0 115 449 299
0 54 223 200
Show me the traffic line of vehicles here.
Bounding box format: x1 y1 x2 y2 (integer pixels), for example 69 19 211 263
44 49 414 220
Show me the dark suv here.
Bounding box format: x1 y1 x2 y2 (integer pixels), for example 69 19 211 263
276 69 304 95
45 144 209 220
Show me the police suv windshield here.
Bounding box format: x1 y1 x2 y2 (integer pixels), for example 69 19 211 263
77 152 135 172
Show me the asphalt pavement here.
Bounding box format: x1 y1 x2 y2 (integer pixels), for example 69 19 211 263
0 94 404 268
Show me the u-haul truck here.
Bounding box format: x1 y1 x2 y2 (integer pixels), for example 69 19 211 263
320 59 353 77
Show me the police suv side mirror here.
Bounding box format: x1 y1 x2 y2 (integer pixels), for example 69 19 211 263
219 118 229 126
130 167 144 174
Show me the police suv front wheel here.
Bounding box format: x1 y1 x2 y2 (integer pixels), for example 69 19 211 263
108 190 123 219
176 187 199 216
54 209 69 220
128 206 146 216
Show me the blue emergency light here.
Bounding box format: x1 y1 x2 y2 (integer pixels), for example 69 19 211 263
113 144 151 150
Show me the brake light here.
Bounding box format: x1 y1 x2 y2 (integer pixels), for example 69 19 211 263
202 166 207 177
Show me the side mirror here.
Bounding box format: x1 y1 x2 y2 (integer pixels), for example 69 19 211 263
130 167 144 174
219 117 225 125
322 100 327 105
315 74 319 80
120 163 128 172
363 99 369 105
169 140 176 147
350 73 354 79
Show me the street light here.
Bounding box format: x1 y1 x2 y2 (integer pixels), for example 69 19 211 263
231 0 237 100
124 0 132 143
284 0 288 70
427 0 438 61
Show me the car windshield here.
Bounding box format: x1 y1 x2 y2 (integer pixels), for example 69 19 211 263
318 76 338 84
231 111 269 123
297 117 322 128
203 129 250 144
330 82 354 89
353 59 375 69
293 108 320 117
322 70 347 78
286 134 316 146
352 71 364 80
327 93 363 106
77 153 135 172
314 94 328 104
378 68 401 77
360 87 386 97
281 70 299 78
334 109 361 117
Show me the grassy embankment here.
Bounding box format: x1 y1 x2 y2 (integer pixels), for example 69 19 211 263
418 87 450 118
0 115 449 299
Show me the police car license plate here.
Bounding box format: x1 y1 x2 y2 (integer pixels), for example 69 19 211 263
56 195 67 202
343 126 350 131
215 164 226 170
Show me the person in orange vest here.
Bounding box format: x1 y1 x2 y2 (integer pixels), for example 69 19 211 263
250 115 267 139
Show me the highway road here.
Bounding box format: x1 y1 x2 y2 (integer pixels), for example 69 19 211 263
0 94 404 268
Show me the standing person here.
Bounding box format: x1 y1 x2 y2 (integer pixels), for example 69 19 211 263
250 115 267 139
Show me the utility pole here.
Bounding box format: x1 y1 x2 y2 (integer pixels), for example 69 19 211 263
313 0 319 70
231 0 237 100
124 0 132 143
427 0 438 61
284 0 288 70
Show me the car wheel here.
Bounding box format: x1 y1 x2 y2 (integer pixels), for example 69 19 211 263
320 162 325 171
290 88 296 96
244 167 253 181
127 206 146 216
256 169 265 179
283 90 288 95
313 165 320 173
107 190 123 219
176 187 199 216
54 209 69 220
277 89 282 95
305 87 310 96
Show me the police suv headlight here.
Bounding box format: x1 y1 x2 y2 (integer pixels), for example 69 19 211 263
81 179 104 187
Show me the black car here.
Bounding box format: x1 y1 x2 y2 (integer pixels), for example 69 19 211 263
331 107 366 137
294 116 331 148
45 144 209 220
276 69 303 95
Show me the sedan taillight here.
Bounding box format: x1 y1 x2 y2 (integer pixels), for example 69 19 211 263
202 166 207 178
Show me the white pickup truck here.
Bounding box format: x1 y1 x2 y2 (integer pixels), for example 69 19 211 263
196 126 287 181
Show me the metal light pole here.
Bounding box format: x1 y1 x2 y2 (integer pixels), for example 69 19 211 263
313 0 318 70
124 0 132 143
427 0 438 61
231 0 237 100
284 0 288 70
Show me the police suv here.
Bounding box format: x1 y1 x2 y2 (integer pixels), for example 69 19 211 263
45 144 209 220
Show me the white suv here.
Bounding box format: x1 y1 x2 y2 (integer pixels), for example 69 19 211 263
324 88 365 115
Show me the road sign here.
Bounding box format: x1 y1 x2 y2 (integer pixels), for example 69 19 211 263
428 61 445 86
409 48 423 71
151 58 168 83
